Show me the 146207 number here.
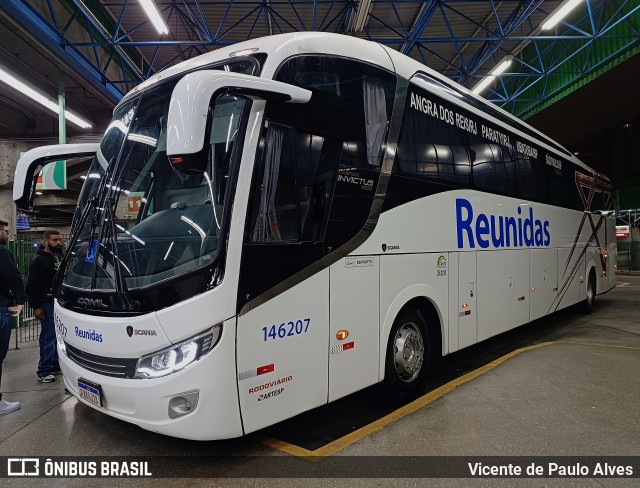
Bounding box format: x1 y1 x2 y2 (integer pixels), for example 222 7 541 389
262 318 310 342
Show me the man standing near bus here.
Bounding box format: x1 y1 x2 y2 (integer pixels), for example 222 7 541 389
0 219 26 415
26 230 62 383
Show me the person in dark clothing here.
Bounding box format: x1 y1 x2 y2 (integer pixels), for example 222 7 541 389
0 219 26 415
26 229 63 383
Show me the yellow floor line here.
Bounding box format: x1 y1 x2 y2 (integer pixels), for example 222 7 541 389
261 437 316 457
555 340 640 350
262 341 555 460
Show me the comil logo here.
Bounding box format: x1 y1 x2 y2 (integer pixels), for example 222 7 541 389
77 297 108 309
8 458 39 476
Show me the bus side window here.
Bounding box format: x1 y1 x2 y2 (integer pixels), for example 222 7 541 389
248 124 338 243
269 55 396 252
546 160 582 211
517 154 548 203
249 125 297 242
470 143 517 196
394 88 471 188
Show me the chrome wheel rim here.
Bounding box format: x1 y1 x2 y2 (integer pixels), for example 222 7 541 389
393 322 424 383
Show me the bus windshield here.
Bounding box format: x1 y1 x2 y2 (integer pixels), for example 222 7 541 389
61 79 249 294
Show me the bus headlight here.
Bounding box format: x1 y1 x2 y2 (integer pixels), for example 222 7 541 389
134 326 221 379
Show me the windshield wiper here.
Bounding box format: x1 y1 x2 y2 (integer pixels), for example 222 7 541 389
103 197 132 310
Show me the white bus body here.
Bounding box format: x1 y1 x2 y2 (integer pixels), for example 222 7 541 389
14 33 616 440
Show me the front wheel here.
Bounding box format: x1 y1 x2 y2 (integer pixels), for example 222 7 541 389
384 307 431 399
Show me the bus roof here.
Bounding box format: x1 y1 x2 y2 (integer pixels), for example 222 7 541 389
119 32 603 179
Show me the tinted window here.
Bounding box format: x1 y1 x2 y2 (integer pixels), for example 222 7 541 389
238 56 396 310
412 72 573 158
469 141 517 196
516 154 548 202
392 83 595 209
268 56 396 250
248 124 339 243
396 93 471 187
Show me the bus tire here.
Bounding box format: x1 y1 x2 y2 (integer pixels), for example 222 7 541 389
581 271 596 314
384 307 431 399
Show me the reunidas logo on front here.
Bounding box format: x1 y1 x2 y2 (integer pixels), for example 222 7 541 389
75 326 103 343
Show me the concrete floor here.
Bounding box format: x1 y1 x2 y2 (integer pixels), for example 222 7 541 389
1 276 639 487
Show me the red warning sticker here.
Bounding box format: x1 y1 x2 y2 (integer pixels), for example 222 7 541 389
330 341 356 354
257 364 275 376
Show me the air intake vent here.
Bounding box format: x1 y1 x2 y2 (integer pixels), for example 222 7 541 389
65 343 138 378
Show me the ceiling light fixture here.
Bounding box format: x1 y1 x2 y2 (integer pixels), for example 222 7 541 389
0 67 92 129
138 0 169 35
542 0 584 30
472 56 513 95
348 0 373 32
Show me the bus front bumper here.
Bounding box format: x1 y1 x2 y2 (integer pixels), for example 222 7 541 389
59 321 243 440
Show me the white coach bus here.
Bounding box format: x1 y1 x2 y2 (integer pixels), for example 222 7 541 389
14 32 616 440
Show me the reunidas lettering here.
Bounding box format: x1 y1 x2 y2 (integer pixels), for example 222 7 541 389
456 198 550 249
74 326 104 343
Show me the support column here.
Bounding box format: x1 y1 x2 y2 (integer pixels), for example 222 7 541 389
58 70 66 144
0 191 16 235
0 141 18 235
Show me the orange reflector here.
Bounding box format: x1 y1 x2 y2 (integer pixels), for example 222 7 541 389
170 157 184 164
461 303 468 309
336 330 349 340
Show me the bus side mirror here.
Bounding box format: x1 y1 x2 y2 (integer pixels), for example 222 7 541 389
13 143 99 210
166 70 311 174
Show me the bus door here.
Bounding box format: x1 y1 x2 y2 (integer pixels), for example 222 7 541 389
235 124 340 434
329 256 380 402
236 270 329 434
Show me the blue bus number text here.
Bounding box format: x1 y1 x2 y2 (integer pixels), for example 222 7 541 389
262 319 310 342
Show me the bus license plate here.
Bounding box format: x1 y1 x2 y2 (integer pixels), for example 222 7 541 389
78 379 102 407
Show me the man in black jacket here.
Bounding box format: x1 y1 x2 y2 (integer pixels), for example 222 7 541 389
0 219 26 415
26 230 62 383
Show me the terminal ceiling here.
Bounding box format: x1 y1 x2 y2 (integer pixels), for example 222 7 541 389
0 0 638 134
